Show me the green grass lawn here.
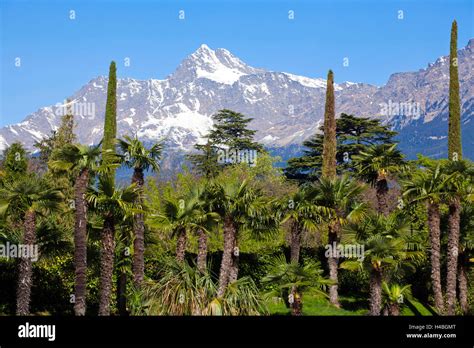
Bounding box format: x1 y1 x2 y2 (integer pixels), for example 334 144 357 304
266 292 434 316
266 292 368 316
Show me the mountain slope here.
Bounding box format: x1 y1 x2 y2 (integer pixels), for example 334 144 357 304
0 40 472 160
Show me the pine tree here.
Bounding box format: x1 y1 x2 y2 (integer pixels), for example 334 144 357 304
448 20 462 161
188 109 263 176
285 114 397 181
209 109 262 151
188 140 219 179
321 70 337 179
54 100 76 149
35 99 76 167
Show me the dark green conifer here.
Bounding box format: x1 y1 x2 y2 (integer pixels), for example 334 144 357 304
448 20 462 161
321 70 337 179
102 61 118 178
2 142 28 179
98 61 118 316
188 109 263 176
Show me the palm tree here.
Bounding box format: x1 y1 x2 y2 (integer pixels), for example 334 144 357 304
115 215 134 316
341 213 424 316
277 188 329 263
49 143 101 315
190 185 220 273
353 143 406 215
402 161 453 314
381 282 412 316
87 176 138 315
211 179 278 297
443 160 473 315
0 176 63 315
262 255 330 316
151 192 199 263
129 256 265 316
458 202 474 314
118 135 162 288
150 185 219 267
312 175 366 307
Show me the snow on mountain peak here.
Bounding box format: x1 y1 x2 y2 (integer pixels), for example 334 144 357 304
283 73 327 89
171 44 263 85
0 40 472 158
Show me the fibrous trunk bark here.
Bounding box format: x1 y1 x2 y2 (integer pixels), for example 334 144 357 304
229 233 239 284
197 228 208 273
175 228 187 263
117 270 128 316
98 215 115 316
290 220 302 264
446 196 461 315
388 303 400 316
217 216 236 297
458 257 469 315
16 210 36 315
290 287 303 316
375 178 389 216
74 168 89 316
427 202 444 314
131 168 145 288
328 219 340 307
369 268 383 316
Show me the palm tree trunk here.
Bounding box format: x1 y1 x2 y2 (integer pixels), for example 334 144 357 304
290 287 303 316
229 233 239 283
427 202 444 314
217 216 236 297
369 268 383 315
176 228 187 263
131 168 145 288
16 210 36 315
290 220 301 263
388 303 400 316
197 228 208 273
117 270 128 316
98 215 115 316
446 196 461 315
328 220 340 307
375 179 389 216
457 256 469 315
73 168 89 316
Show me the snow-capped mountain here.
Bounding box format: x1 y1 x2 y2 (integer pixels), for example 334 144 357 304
0 41 473 160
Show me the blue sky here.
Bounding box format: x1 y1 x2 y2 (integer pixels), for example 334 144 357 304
0 0 472 126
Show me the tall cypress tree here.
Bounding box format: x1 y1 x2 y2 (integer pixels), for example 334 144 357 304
448 20 462 161
320 70 340 307
98 61 117 316
102 61 118 179
321 70 337 179
445 20 463 315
